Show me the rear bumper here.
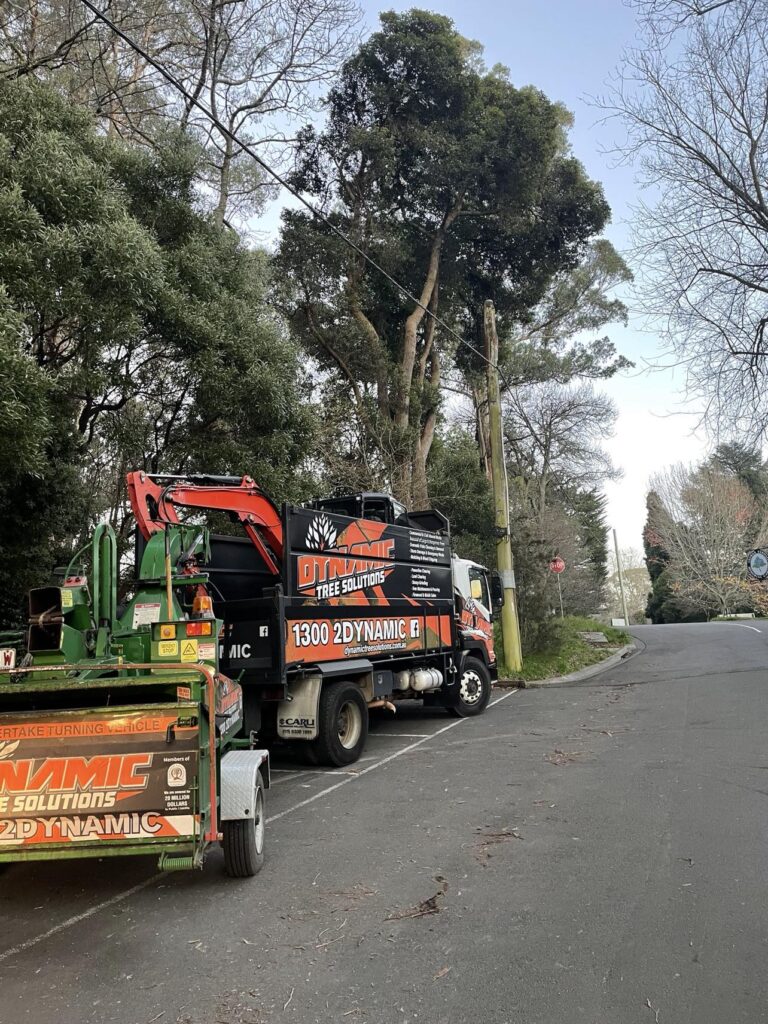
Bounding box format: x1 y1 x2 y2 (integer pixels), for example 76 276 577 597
0 838 197 864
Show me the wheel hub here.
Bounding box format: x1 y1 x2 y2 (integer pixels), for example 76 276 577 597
460 669 482 705
337 700 362 749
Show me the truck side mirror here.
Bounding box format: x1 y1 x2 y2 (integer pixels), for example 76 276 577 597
490 571 504 610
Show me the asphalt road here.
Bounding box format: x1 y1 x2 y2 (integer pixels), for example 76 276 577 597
1 622 768 1024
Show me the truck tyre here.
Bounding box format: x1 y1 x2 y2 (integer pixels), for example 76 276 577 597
309 680 368 767
447 657 492 718
222 770 266 878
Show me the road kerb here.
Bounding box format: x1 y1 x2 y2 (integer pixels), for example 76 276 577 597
497 642 637 689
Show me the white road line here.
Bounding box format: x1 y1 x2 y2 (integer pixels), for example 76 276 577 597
0 874 164 963
266 689 518 824
370 732 430 738
734 624 762 632
272 768 359 783
0 688 519 963
489 690 516 707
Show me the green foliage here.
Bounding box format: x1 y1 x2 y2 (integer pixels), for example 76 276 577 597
567 488 609 583
513 615 629 682
643 490 673 622
0 79 312 624
0 288 48 477
708 442 768 501
642 489 708 623
501 240 633 388
427 429 496 565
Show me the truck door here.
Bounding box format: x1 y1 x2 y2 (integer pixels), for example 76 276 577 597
455 559 495 664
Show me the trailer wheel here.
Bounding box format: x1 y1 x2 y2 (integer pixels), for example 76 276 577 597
222 770 266 878
309 680 368 767
447 657 492 717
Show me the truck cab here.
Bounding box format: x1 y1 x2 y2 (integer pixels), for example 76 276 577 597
452 556 498 666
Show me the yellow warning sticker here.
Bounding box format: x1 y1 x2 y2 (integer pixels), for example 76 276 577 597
60 589 74 609
180 639 199 662
158 640 178 657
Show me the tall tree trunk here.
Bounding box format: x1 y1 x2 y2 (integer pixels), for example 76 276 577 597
408 273 442 508
411 412 437 509
391 460 413 508
538 471 549 535
395 206 459 431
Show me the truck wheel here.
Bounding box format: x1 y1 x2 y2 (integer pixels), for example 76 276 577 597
309 680 368 767
222 770 265 878
448 657 492 717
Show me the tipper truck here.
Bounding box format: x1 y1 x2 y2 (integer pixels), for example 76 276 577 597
128 472 504 767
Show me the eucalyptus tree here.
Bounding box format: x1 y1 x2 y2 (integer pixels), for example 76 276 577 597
278 9 611 508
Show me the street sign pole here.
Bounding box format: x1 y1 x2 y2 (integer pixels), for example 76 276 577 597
549 556 566 617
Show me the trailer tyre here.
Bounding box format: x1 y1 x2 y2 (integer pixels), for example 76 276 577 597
222 770 266 878
309 680 368 767
448 657 492 717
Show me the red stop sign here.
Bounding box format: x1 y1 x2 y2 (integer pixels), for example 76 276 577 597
550 556 566 574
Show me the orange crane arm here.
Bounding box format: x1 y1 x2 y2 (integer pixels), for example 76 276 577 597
127 471 284 575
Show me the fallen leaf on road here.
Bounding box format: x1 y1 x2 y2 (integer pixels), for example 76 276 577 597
386 877 448 921
433 966 452 980
472 828 523 865
645 997 660 1022
545 749 586 766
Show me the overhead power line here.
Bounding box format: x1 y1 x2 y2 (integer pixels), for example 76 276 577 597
76 0 501 377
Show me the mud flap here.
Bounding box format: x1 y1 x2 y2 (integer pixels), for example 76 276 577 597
277 674 322 740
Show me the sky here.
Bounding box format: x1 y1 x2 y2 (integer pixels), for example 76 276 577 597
264 0 711 550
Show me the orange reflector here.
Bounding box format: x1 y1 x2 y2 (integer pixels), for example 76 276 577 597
159 623 176 640
186 620 212 637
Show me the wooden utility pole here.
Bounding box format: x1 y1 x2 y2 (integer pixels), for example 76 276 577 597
484 300 523 673
613 528 630 627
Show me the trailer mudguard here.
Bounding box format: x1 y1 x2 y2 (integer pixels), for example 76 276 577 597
219 750 271 821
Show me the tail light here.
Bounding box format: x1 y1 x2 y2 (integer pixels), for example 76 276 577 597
186 620 213 637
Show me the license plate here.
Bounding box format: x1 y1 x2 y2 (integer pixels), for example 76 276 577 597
0 648 16 670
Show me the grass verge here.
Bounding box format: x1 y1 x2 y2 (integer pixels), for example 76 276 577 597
498 616 631 683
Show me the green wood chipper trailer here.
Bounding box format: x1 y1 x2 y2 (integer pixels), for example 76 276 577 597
0 522 269 877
